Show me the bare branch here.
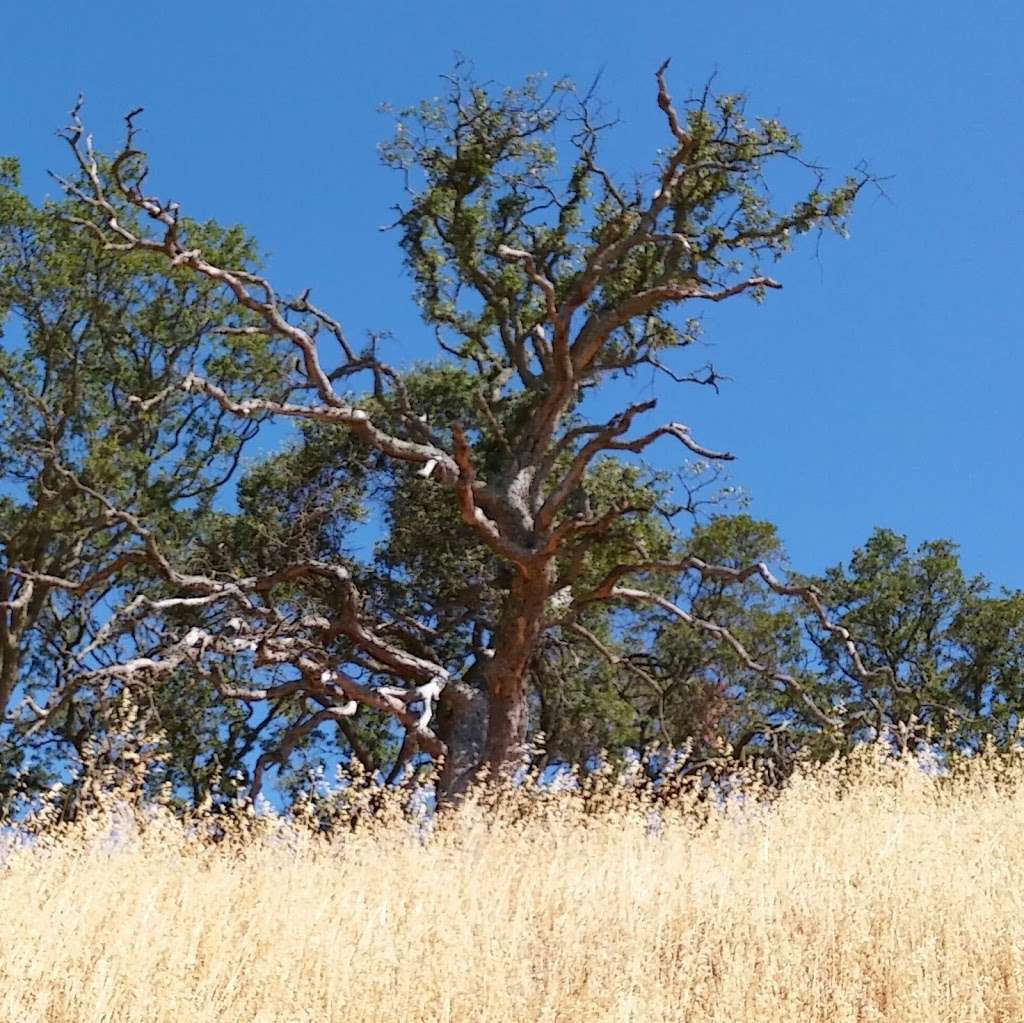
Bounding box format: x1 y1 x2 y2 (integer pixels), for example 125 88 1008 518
55 114 460 484
655 59 691 147
569 621 664 693
607 585 842 730
536 399 655 532
571 276 781 376
581 554 891 689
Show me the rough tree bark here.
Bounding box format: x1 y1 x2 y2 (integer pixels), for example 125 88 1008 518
434 669 488 800
480 565 556 772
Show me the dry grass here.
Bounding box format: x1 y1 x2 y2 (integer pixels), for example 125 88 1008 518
4 747 1024 1022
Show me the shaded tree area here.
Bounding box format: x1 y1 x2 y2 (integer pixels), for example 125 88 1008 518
1 65 1022 815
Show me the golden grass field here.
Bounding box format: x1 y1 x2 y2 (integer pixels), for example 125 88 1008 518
3 747 1024 1023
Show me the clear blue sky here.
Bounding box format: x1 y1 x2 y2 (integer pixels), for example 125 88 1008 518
3 0 1022 588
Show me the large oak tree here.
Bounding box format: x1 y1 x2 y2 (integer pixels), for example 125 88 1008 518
9 63 892 800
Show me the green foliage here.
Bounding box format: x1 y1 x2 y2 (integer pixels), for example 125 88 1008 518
380 65 865 402
541 514 809 764
0 162 288 805
811 529 1024 750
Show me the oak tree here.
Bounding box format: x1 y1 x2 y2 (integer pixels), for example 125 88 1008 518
30 63 886 797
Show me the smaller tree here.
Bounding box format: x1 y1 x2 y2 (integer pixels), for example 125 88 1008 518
810 528 1024 752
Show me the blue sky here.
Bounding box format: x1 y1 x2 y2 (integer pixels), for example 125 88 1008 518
3 0 1022 588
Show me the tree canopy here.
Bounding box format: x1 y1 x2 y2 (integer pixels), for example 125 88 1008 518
1 65 1021 813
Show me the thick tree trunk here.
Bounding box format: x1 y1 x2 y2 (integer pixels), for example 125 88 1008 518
481 566 553 775
0 575 18 720
0 657 16 723
434 670 488 803
433 557 555 801
0 635 20 725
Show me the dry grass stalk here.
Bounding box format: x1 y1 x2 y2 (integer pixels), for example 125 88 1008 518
3 743 1024 1022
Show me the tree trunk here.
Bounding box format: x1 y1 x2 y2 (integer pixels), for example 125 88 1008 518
0 635 20 724
481 566 553 775
0 574 19 720
434 669 488 803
